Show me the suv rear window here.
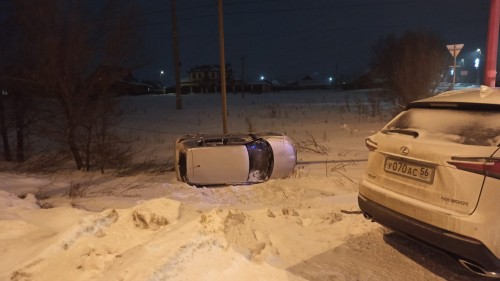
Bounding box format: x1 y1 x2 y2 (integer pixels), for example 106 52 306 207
384 108 500 146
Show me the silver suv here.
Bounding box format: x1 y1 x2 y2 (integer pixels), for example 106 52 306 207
358 86 500 277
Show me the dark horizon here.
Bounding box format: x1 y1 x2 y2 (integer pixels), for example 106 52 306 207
134 0 491 84
0 0 492 84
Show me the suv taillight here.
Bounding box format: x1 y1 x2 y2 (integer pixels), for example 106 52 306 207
448 157 500 180
365 138 377 152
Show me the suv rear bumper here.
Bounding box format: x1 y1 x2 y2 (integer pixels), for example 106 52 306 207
358 194 500 278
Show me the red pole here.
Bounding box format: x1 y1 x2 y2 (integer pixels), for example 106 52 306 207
218 0 228 134
485 0 500 87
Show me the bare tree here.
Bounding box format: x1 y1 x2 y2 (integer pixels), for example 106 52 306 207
0 90 11 161
2 76 40 162
8 0 142 170
371 31 449 108
0 6 15 162
0 5 40 162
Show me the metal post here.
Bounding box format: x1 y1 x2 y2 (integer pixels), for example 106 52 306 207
170 0 182 109
485 0 500 87
447 44 464 89
452 55 457 90
218 0 228 133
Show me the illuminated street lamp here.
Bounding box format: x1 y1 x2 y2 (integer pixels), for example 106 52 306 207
160 70 165 93
460 59 465 83
475 49 481 85
260 75 265 81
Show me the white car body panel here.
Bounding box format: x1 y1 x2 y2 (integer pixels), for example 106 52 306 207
266 135 297 179
186 146 249 185
415 85 500 105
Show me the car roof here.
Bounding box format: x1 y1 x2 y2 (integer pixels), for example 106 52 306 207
408 86 500 110
186 145 250 185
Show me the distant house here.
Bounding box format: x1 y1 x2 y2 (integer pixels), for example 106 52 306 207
189 64 222 84
248 80 273 93
182 64 251 94
285 75 332 90
91 65 155 96
182 64 230 93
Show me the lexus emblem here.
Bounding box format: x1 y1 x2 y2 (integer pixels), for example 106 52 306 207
400 146 409 156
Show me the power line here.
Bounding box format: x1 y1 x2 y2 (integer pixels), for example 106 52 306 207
1 0 485 38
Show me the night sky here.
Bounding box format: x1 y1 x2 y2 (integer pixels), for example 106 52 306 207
131 0 491 84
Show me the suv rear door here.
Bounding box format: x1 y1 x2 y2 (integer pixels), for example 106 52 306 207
365 107 500 215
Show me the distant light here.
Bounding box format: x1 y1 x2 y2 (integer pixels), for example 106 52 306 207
260 75 265 80
160 70 164 75
450 68 454 76
474 58 480 69
476 48 481 53
328 77 333 82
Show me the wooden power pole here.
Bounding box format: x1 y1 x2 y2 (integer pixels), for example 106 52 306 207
241 55 245 83
218 0 228 133
170 0 182 110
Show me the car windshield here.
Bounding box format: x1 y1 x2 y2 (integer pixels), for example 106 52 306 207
384 108 500 146
245 139 273 182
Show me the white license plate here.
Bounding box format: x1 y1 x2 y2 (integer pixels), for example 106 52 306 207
384 157 435 184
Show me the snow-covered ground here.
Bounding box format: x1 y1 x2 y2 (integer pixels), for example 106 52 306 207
0 90 489 280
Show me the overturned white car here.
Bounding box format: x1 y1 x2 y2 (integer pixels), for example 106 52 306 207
175 133 297 186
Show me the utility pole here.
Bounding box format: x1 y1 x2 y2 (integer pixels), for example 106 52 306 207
241 55 245 83
485 0 500 87
334 64 338 90
170 0 182 110
218 0 228 133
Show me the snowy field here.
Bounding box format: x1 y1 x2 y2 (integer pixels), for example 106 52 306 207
0 90 489 280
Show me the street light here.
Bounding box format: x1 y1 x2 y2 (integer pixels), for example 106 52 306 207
160 70 165 94
475 49 482 85
459 59 465 83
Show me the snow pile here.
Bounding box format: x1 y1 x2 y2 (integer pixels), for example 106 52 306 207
0 91 480 280
0 185 376 281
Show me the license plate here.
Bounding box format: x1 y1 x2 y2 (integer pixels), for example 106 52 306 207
384 157 435 184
